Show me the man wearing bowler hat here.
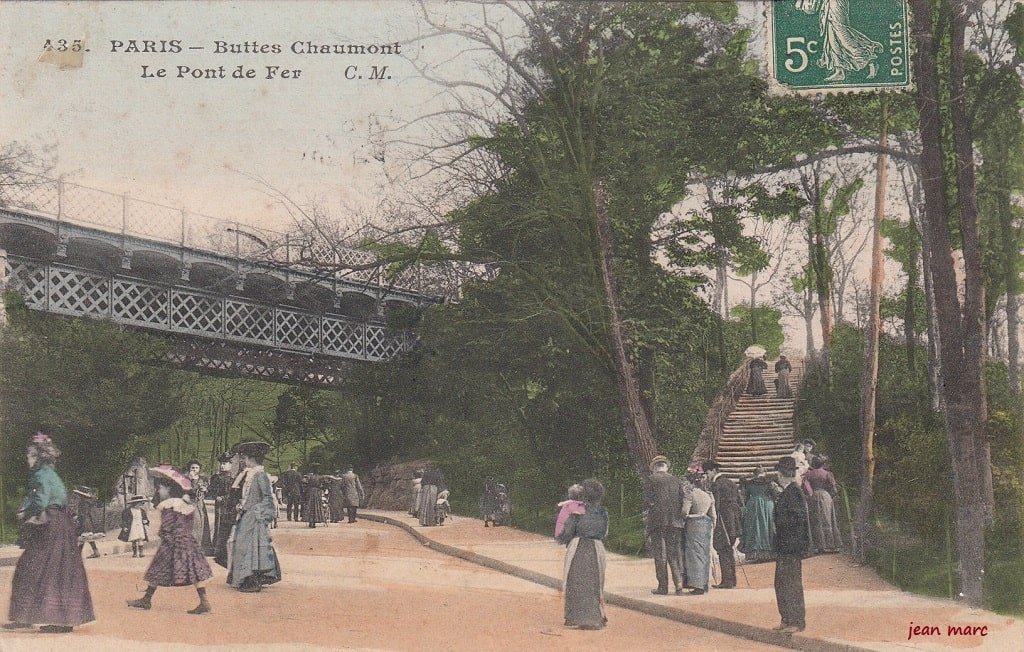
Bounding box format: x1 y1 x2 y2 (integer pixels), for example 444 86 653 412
773 455 812 634
643 455 688 595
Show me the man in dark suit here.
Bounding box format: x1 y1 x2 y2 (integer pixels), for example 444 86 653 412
643 455 689 595
773 456 812 634
279 464 302 521
338 466 365 523
705 460 743 589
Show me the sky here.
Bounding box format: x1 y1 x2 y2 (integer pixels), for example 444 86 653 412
1 0 474 230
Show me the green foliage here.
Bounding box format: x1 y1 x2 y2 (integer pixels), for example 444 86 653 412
727 304 784 358
0 293 183 499
797 323 1024 614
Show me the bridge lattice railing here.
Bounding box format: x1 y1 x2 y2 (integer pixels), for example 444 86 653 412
3 256 413 362
0 174 447 296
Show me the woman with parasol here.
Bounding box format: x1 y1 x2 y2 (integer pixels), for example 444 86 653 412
745 346 769 396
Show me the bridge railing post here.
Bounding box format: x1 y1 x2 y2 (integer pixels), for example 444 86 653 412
56 179 64 221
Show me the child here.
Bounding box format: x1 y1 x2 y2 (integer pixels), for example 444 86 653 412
555 484 586 538
127 465 213 615
118 495 150 558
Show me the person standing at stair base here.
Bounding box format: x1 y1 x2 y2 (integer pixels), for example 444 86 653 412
681 471 716 595
643 456 688 595
773 456 812 634
704 461 742 589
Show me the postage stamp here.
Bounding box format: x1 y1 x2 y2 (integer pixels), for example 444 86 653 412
768 0 911 93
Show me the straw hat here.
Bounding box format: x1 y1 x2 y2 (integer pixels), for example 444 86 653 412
649 455 671 471
148 464 192 492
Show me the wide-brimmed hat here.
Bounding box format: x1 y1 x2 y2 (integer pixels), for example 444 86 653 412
148 464 192 492
649 455 671 471
233 441 271 459
72 485 97 499
126 494 148 505
776 456 798 476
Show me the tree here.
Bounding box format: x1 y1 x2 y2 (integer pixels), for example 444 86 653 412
0 294 182 498
909 0 995 607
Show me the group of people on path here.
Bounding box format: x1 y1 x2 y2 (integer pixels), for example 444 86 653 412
277 465 365 528
739 439 844 563
124 439 282 611
5 431 285 633
642 457 742 597
638 438 843 635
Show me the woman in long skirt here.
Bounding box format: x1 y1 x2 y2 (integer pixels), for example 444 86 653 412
304 475 326 528
418 468 445 527
5 431 95 633
805 456 843 553
683 478 717 594
185 460 214 556
739 467 778 563
774 356 794 399
746 356 768 396
227 441 282 592
555 478 608 630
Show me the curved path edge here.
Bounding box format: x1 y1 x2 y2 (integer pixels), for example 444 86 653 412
360 513 868 652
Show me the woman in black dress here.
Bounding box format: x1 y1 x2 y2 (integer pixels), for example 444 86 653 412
556 478 608 630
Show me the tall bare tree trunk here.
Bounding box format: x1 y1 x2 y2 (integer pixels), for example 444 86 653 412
950 2 993 521
911 0 990 607
854 99 888 563
1008 292 1021 393
915 198 944 411
593 181 659 477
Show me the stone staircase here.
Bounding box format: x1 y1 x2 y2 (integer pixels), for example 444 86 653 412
714 359 803 482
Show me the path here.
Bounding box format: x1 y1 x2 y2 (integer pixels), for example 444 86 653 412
361 511 1024 652
0 518 781 651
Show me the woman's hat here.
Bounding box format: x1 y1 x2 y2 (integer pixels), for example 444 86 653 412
126 494 148 505
72 485 97 499
233 441 271 458
148 464 192 492
217 451 234 464
649 455 670 471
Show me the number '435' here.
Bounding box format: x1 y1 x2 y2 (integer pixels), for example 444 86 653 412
42 39 83 52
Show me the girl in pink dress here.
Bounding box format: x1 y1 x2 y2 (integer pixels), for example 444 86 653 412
554 484 586 538
127 465 213 615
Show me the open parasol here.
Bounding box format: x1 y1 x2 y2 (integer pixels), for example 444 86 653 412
744 344 767 358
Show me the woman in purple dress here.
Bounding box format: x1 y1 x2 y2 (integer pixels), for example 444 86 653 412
4 431 95 633
127 465 213 614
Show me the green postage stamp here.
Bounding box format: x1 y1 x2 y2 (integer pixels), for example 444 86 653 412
769 0 911 93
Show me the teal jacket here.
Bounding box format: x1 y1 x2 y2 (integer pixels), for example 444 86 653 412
21 464 68 517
